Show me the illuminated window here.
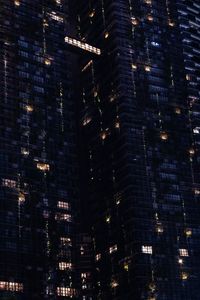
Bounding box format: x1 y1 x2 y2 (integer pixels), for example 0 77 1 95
81 273 90 279
106 216 111 223
111 279 119 288
147 15 153 21
2 179 17 188
21 148 29 156
57 287 76 297
109 245 118 254
80 246 85 255
47 12 64 22
83 117 92 126
181 272 188 280
179 249 189 257
131 17 138 25
104 31 109 39
169 20 175 27
132 64 137 70
65 37 101 55
160 132 168 140
189 148 195 156
59 262 73 270
142 246 153 254
14 0 20 6
55 213 72 222
44 58 52 66
57 201 69 210
185 229 192 237
178 258 183 265
60 237 72 246
156 224 164 233
145 65 151 72
24 105 34 112
0 281 23 292
89 9 95 18
95 253 101 261
37 163 50 172
18 192 25 203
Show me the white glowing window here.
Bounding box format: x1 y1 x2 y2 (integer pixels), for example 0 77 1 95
109 245 118 254
0 281 23 292
193 127 200 134
57 201 69 210
2 179 17 188
59 262 73 270
60 237 72 246
14 0 20 6
179 249 189 257
81 273 89 279
55 213 72 222
57 287 76 297
142 246 153 254
65 37 101 55
95 253 101 261
48 12 64 22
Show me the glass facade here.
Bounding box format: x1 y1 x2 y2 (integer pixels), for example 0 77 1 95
0 1 79 299
78 0 200 299
0 1 200 300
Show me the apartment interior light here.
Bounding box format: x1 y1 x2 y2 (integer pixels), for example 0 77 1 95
65 36 101 55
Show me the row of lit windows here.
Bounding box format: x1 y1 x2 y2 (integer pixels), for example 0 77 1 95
59 262 73 270
96 246 189 258
0 281 23 292
57 287 76 297
65 37 101 55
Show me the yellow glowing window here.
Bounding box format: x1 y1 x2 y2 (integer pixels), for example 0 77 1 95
37 163 50 172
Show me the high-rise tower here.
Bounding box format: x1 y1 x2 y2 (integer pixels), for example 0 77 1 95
0 1 79 299
78 0 200 299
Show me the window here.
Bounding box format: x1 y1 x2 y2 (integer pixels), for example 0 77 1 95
179 249 189 257
57 201 69 210
2 179 17 188
37 163 50 172
55 213 72 222
59 262 73 270
60 237 72 246
142 246 153 254
109 245 118 254
57 287 76 297
95 253 101 261
0 281 23 292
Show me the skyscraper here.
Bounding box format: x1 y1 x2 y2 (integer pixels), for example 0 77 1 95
0 1 79 299
1 1 200 300
78 0 200 299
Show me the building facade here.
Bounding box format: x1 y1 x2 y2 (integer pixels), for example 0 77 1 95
0 0 80 299
78 0 200 299
0 0 200 300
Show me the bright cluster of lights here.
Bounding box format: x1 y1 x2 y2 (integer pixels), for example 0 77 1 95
65 37 101 55
0 281 23 292
57 287 76 297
